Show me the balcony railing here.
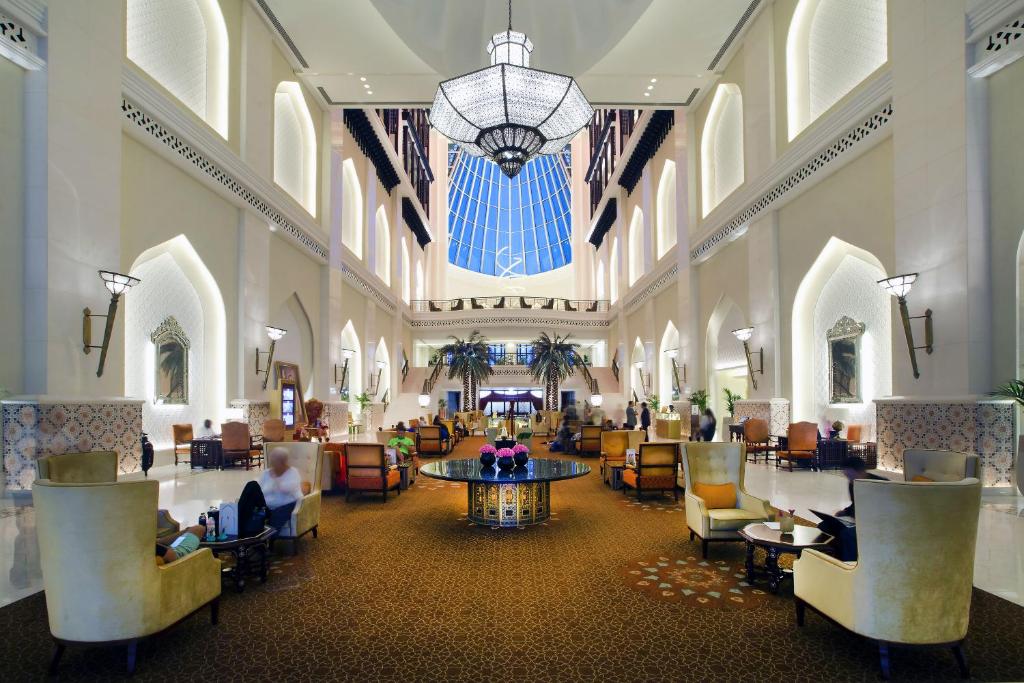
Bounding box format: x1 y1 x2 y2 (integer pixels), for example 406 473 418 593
375 108 433 216
411 296 610 314
585 109 640 214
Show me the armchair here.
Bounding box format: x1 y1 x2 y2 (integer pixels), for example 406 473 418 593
577 425 603 457
622 442 679 501
794 478 981 680
33 479 221 674
262 442 323 551
221 422 262 470
36 451 117 483
417 425 450 455
172 423 192 466
776 421 819 471
376 429 398 446
345 443 401 501
743 418 772 463
599 430 644 484
262 418 286 443
682 442 773 558
902 449 979 482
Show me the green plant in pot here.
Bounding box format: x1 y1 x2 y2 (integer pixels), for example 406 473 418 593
648 395 660 412
723 388 742 416
688 389 709 413
989 380 1024 495
355 391 372 414
437 397 447 419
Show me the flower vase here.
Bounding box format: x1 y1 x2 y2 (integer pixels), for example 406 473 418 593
513 451 529 467
779 516 795 533
480 451 496 467
497 455 515 471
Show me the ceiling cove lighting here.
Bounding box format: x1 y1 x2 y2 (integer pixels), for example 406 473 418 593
428 0 593 178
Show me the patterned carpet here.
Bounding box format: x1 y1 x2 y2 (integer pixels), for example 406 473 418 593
3 436 1024 681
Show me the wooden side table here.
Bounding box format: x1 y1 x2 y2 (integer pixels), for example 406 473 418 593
738 523 833 594
199 526 276 593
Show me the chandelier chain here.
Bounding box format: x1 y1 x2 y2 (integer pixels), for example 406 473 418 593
507 0 512 31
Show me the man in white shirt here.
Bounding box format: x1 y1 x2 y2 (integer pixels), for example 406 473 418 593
258 447 304 530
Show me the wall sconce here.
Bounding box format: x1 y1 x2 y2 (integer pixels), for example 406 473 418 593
633 360 651 396
591 393 603 407
878 273 932 379
256 326 287 389
418 393 430 408
82 270 140 377
732 326 763 391
369 360 385 394
335 348 354 390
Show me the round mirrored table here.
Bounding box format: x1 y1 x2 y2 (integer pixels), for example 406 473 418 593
420 458 591 527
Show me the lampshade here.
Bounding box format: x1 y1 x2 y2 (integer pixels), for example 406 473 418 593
591 394 603 407
265 325 287 341
341 348 355 360
376 360 386 370
665 348 679 359
732 327 754 342
418 393 430 408
99 270 140 296
877 273 918 299
633 360 644 369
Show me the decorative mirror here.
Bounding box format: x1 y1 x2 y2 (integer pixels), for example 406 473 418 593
828 316 865 404
152 316 189 405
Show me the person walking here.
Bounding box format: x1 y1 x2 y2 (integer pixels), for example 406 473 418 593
640 402 651 442
625 401 637 430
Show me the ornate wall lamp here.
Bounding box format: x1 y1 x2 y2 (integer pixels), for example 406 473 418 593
877 273 932 379
82 270 140 377
368 360 386 395
335 348 354 392
665 348 687 392
417 393 431 408
732 326 763 391
256 326 287 389
634 360 652 396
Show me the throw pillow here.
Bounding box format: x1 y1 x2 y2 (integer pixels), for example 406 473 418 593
911 475 934 482
693 482 737 509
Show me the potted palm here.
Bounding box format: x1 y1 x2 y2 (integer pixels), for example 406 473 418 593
529 332 582 411
437 397 447 419
722 388 742 436
439 331 492 412
989 380 1024 495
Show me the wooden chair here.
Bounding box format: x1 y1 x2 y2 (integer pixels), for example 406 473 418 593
743 418 772 463
263 419 286 443
417 425 450 456
471 298 484 309
542 298 555 310
345 443 400 501
585 301 598 312
494 296 506 309
776 422 820 471
622 442 679 501
221 422 262 470
451 298 465 311
577 425 603 457
172 424 193 466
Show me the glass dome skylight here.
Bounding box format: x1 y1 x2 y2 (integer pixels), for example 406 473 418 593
448 147 572 277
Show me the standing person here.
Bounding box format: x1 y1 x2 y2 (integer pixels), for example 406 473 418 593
625 401 637 430
564 401 578 423
640 402 651 442
699 408 717 442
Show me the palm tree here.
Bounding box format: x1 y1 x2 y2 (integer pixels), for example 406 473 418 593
529 332 582 411
439 331 492 411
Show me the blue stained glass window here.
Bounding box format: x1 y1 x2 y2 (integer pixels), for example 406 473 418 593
448 147 572 277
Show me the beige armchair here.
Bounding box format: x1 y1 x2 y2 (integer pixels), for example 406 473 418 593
682 442 773 558
33 479 221 674
36 451 118 483
794 478 981 680
902 449 979 482
263 442 323 551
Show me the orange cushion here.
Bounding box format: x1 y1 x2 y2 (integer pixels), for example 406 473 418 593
301 481 312 495
911 475 934 482
693 482 737 509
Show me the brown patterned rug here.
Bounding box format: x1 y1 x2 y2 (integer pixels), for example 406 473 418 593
621 555 770 609
2 436 1024 681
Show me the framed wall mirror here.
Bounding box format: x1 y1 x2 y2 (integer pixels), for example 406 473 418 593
152 316 189 405
827 316 865 404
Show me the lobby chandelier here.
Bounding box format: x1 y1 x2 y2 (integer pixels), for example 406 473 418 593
429 0 594 178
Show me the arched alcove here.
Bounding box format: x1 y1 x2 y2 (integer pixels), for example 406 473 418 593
701 83 744 217
705 296 748 439
374 206 391 286
657 160 677 259
127 0 229 137
628 207 644 286
792 237 891 434
341 158 363 257
340 320 362 405
787 0 888 140
630 338 647 399
373 337 391 401
125 235 226 449
274 81 317 214
659 321 681 404
271 293 315 400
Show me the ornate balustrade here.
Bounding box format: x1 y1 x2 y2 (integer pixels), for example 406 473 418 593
411 296 609 314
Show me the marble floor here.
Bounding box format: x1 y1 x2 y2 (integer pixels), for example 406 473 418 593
2 451 1023 610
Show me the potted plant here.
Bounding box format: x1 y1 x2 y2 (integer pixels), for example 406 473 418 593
989 379 1024 494
439 331 493 412
830 420 845 440
355 391 372 416
437 397 447 419
722 388 742 437
529 332 583 411
688 389 709 413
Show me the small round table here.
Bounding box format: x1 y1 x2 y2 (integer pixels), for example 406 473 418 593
199 526 276 593
420 458 590 527
738 522 833 594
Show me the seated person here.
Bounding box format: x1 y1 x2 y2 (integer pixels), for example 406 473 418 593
195 418 217 438
155 523 206 564
408 418 419 432
814 456 888 562
837 455 888 517
549 418 574 453
388 423 417 462
452 415 468 437
602 419 616 431
432 415 451 442
241 447 304 533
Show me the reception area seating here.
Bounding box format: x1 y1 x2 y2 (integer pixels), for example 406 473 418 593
682 442 773 558
776 422 819 472
742 418 772 463
172 424 192 466
622 442 679 500
901 449 979 482
35 451 117 483
417 425 450 455
577 425 603 457
263 441 324 551
794 477 982 679
345 443 401 501
221 422 262 470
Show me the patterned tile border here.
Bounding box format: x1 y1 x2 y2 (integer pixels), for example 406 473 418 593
734 399 790 437
323 401 348 441
2 398 144 490
875 398 1016 488
230 399 271 438
625 263 679 313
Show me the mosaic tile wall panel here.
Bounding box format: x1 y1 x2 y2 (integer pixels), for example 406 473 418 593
2 399 144 490
875 399 1015 487
324 402 348 440
733 399 790 436
230 400 271 437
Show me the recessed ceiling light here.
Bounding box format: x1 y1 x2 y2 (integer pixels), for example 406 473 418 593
367 91 373 95
647 85 653 90
644 92 650 97
363 83 370 88
650 78 657 83
360 76 367 82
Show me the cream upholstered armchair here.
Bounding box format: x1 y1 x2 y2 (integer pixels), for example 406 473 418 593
263 441 324 550
33 479 221 675
36 451 118 483
794 478 982 680
682 442 773 558
902 449 979 482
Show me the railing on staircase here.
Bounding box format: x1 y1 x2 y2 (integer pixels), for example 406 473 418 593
580 361 599 394
611 357 620 383
401 351 409 383
422 359 444 395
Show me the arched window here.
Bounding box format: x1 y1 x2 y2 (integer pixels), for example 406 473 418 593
595 260 606 301
415 260 425 300
656 160 677 259
609 238 620 304
374 206 391 286
787 0 888 140
701 84 744 217
628 207 644 286
401 237 411 304
127 0 228 138
341 158 363 258
274 81 317 214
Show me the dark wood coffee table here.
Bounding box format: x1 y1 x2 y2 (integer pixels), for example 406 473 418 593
199 526 276 593
738 522 833 594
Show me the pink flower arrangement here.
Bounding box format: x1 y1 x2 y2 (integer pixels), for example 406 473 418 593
496 447 515 458
512 444 529 455
479 444 497 455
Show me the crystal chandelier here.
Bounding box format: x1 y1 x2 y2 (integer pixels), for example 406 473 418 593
429 0 594 178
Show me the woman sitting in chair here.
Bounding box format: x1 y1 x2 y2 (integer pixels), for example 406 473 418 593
236 447 304 536
432 415 451 442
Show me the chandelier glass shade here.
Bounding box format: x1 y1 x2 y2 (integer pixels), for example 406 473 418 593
429 23 593 178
